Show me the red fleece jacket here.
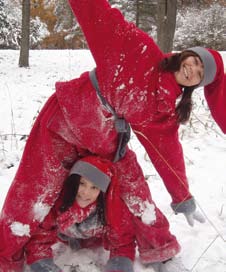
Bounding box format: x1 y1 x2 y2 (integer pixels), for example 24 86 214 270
56 0 191 203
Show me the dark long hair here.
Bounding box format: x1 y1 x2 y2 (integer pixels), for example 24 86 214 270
160 51 199 124
59 174 106 225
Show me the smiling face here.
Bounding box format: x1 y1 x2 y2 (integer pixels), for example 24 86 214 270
75 176 101 208
174 55 204 87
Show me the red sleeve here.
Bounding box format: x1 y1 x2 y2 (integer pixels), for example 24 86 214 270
204 73 226 134
25 209 58 264
68 0 162 71
68 0 129 67
133 122 192 205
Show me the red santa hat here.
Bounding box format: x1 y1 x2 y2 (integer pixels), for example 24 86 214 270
187 47 226 134
69 156 113 192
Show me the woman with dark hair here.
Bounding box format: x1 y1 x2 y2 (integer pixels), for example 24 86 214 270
25 156 135 272
0 0 225 271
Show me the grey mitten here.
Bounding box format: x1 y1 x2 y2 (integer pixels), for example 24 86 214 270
171 197 205 227
104 256 134 272
183 210 205 227
30 258 62 272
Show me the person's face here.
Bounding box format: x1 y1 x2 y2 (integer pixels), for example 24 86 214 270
76 176 100 208
174 56 204 87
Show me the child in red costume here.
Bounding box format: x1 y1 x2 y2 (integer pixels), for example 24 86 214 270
0 0 225 271
25 156 136 272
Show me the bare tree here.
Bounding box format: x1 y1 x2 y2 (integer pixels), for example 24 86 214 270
157 0 177 52
19 0 30 67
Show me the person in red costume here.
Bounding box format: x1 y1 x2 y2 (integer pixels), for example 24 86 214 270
0 0 225 271
24 156 136 272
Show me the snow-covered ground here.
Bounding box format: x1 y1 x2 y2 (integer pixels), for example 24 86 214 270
0 50 225 272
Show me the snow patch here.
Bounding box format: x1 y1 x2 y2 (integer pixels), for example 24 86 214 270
159 85 170 95
138 90 148 102
129 77 134 84
10 221 30 237
141 201 156 225
116 83 126 91
119 53 125 61
141 45 147 54
125 196 145 217
33 202 51 222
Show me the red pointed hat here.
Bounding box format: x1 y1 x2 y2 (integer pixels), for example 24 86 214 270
70 156 113 192
188 47 226 134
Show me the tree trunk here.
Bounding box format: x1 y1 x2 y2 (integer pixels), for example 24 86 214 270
136 0 140 27
157 0 177 53
19 0 30 67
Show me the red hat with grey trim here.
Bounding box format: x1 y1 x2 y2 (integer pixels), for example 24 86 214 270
69 156 113 192
187 47 226 134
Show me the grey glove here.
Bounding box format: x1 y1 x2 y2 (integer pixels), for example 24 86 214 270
183 210 205 227
104 256 134 272
171 197 205 227
30 258 62 272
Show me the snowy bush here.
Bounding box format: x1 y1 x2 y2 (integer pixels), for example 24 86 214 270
0 0 21 49
30 17 50 49
0 0 49 49
174 4 225 50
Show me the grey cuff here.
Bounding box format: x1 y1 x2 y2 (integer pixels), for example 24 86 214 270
58 232 70 241
30 258 61 272
105 256 134 272
171 197 196 214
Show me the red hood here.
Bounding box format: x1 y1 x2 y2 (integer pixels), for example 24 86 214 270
204 50 226 134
